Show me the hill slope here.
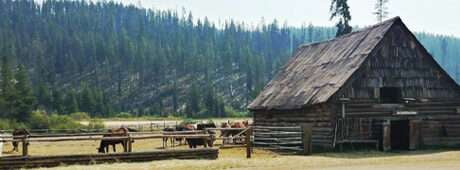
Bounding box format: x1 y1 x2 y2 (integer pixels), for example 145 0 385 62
0 0 458 117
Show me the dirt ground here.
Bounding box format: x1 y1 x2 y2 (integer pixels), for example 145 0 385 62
2 138 460 170
2 119 460 170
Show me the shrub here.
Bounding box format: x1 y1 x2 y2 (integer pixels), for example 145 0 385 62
225 107 249 117
69 112 91 121
28 110 50 129
116 112 133 118
48 114 82 130
180 118 197 125
0 119 23 129
87 119 105 129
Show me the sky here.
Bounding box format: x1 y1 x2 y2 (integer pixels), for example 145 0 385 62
105 0 459 37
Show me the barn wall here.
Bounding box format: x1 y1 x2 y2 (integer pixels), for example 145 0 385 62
252 104 335 148
330 23 460 147
335 24 459 100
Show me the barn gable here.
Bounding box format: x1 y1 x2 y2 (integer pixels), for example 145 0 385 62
249 17 459 111
334 20 460 100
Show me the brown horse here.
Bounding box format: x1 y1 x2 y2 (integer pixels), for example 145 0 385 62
221 121 248 144
12 128 30 152
98 127 132 153
186 122 216 148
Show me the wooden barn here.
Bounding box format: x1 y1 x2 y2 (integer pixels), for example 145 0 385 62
248 17 460 151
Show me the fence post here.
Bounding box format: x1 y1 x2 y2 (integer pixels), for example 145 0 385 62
246 127 253 158
22 135 29 157
128 134 133 152
382 120 391 151
301 124 312 155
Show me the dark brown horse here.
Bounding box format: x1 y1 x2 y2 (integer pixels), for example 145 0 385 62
187 122 216 148
12 128 30 152
98 127 132 153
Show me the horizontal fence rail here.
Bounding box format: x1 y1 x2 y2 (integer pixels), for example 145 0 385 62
253 125 312 154
0 148 218 169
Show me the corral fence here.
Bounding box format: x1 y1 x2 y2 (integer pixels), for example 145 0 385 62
0 148 218 169
253 124 313 154
0 130 218 169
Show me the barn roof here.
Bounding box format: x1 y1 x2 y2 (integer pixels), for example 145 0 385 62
248 17 402 110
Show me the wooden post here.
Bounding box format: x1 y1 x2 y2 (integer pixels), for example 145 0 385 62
382 120 391 151
128 135 133 152
301 124 313 155
22 136 29 157
246 127 252 158
409 120 422 150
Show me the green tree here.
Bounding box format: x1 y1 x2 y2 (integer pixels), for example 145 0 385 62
65 89 79 114
0 56 17 119
185 83 200 117
14 65 36 122
330 0 352 37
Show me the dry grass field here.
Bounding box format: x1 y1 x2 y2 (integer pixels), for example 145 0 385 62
2 138 460 170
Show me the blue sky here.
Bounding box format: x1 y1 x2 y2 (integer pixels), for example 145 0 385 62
103 0 459 37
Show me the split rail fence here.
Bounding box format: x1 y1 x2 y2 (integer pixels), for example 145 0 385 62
253 124 312 154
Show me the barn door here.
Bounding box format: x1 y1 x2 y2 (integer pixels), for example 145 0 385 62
409 120 422 150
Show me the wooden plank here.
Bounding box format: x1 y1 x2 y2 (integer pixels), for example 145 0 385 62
0 149 218 169
246 127 252 158
301 124 313 155
382 120 391 151
409 120 422 150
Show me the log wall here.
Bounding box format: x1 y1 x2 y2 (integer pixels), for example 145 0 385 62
253 104 334 149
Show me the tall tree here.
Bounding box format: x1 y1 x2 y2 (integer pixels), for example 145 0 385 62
330 0 352 37
440 38 448 66
374 0 389 22
14 65 36 122
0 56 16 119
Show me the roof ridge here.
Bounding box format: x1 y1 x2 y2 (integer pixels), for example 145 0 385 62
298 16 401 49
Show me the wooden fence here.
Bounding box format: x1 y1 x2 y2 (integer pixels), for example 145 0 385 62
253 124 312 154
0 148 218 169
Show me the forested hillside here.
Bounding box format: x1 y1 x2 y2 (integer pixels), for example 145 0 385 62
0 0 458 118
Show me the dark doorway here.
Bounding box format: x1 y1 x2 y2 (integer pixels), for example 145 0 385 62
380 87 401 103
391 120 410 150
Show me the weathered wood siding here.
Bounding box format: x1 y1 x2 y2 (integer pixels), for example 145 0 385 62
253 104 335 148
331 23 460 147
335 23 459 100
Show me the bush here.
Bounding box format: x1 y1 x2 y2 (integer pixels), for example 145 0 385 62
0 119 25 130
69 112 91 121
29 110 50 129
87 119 105 129
115 112 133 118
28 110 83 130
180 118 197 125
225 107 249 117
48 114 82 130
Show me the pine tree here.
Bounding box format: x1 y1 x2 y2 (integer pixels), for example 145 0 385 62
36 82 52 110
185 83 200 117
441 38 448 66
65 89 79 114
80 84 96 116
374 0 389 22
0 56 17 119
330 0 352 37
14 65 36 122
